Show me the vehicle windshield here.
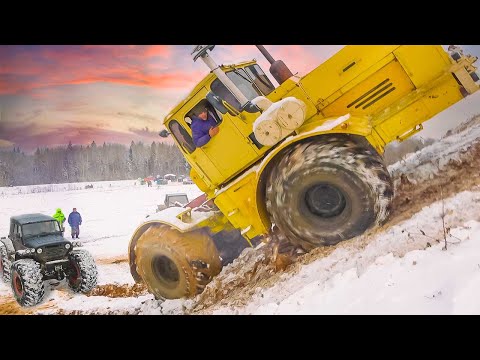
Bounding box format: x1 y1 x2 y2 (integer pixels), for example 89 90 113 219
22 221 61 238
210 64 275 111
167 195 188 206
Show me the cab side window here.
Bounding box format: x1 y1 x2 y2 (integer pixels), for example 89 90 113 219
169 120 196 154
13 224 20 238
186 101 223 126
211 80 242 111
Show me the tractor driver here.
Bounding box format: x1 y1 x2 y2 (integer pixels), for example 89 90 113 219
191 107 219 147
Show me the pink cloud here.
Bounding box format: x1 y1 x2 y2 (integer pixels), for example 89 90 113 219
144 45 172 58
0 46 203 95
1 122 173 153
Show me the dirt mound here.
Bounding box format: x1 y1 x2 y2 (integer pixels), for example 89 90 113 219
56 307 140 315
390 142 480 226
0 296 29 315
187 142 480 314
88 283 148 298
0 295 57 315
96 256 128 265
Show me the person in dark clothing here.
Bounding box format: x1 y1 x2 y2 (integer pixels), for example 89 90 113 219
191 108 219 147
68 208 82 239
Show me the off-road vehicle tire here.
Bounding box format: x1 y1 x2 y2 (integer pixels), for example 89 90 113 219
266 135 393 251
67 249 98 293
10 259 45 307
0 243 11 283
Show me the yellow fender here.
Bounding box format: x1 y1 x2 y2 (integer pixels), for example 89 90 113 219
251 114 376 234
127 206 225 282
256 114 374 174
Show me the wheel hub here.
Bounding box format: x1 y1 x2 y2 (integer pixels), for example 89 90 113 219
13 273 24 296
305 183 346 218
152 255 180 289
69 263 81 287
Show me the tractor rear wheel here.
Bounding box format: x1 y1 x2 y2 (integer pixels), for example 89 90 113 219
266 135 393 251
135 225 222 300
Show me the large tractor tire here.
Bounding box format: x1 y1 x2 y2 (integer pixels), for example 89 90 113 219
0 243 11 283
135 224 222 300
266 135 393 251
10 259 45 307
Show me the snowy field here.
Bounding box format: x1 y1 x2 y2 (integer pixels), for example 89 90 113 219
0 180 202 313
1 122 480 314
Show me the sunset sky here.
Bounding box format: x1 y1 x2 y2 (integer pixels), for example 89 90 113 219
1 45 479 153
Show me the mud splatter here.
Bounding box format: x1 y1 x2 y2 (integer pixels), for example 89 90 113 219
88 283 148 298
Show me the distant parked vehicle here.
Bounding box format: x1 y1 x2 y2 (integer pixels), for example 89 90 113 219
182 177 194 185
156 193 189 212
156 177 168 185
164 174 177 182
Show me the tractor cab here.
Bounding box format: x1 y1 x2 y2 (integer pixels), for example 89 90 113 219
164 60 282 192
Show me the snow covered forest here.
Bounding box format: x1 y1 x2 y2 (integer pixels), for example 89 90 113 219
0 134 437 188
0 141 188 187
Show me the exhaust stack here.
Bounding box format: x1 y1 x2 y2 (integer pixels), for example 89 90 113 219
255 45 294 85
191 45 249 108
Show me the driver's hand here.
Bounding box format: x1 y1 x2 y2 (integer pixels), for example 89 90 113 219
209 126 219 137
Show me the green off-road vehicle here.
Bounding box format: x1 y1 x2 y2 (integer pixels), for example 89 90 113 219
0 213 98 307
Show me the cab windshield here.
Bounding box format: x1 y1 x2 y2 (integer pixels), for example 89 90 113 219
210 64 275 111
23 221 61 238
166 195 188 207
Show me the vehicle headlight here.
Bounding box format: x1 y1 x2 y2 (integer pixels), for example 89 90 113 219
29 248 35 254
36 248 43 254
65 243 71 249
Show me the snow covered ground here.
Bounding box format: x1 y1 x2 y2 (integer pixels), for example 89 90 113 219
0 181 202 313
209 191 480 315
1 122 480 314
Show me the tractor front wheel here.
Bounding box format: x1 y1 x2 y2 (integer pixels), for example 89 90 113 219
135 225 222 300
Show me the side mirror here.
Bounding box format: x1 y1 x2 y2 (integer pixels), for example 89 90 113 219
159 129 170 138
241 101 261 114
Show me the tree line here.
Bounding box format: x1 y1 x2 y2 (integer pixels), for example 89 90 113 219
0 141 189 187
383 136 435 166
0 136 436 187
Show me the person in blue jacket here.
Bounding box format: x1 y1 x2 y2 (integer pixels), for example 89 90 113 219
68 207 82 239
191 107 219 147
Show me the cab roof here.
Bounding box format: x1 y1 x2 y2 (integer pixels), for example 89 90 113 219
11 213 55 225
162 60 257 125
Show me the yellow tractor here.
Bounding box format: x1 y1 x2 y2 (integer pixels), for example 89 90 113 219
129 45 479 300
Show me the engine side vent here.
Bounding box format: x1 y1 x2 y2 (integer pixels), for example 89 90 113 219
347 78 397 110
